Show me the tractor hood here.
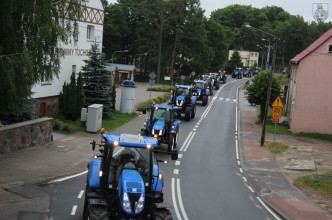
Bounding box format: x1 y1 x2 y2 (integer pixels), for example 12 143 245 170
153 119 165 131
119 169 145 215
176 95 186 106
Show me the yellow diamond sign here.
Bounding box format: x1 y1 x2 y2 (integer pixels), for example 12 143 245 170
272 96 283 108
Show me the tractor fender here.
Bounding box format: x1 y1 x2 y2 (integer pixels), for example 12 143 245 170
88 159 101 188
172 120 181 132
152 165 163 192
205 89 210 96
191 96 197 105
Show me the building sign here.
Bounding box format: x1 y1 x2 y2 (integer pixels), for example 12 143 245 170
59 48 91 56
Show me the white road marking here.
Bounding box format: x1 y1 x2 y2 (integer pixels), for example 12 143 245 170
237 160 241 165
243 177 247 182
257 197 283 220
172 178 182 220
71 205 78 215
178 153 183 159
177 179 189 220
183 132 196 152
248 186 255 193
174 169 179 175
180 132 194 151
239 168 243 173
175 161 181 166
78 190 84 199
48 170 88 183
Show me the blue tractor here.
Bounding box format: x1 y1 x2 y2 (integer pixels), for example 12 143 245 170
141 104 181 152
169 84 196 121
83 131 178 220
192 80 210 106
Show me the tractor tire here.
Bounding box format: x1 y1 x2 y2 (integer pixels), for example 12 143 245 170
191 105 196 118
151 208 172 220
184 106 192 121
202 95 208 106
168 134 175 152
174 133 178 148
141 129 147 136
88 206 109 220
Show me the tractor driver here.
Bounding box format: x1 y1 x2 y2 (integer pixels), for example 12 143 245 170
116 148 137 181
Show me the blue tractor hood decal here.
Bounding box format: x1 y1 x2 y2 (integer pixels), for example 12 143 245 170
119 169 145 215
153 119 165 131
196 88 202 93
176 95 185 101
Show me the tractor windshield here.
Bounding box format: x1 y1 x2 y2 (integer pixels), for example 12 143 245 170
195 82 205 89
110 146 151 187
152 108 170 121
175 88 188 96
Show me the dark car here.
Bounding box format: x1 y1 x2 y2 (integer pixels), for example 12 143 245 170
121 80 136 87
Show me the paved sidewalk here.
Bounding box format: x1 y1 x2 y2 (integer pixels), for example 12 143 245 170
238 88 332 220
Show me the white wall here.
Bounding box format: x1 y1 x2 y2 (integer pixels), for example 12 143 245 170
32 0 104 99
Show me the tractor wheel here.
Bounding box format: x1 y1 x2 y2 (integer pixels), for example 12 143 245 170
202 96 208 106
168 134 175 152
88 206 109 220
174 133 178 148
191 105 196 118
184 106 192 121
140 129 147 136
151 208 172 220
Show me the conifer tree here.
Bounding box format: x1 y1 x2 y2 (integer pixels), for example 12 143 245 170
81 43 113 119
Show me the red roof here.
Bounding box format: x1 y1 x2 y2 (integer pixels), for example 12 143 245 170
290 28 332 64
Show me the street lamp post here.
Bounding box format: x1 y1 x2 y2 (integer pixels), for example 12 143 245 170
262 38 271 70
245 24 279 146
111 50 129 63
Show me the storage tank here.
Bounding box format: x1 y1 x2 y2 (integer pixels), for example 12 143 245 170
120 80 136 113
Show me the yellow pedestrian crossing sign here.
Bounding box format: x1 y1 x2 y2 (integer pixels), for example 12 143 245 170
272 96 283 121
272 96 283 108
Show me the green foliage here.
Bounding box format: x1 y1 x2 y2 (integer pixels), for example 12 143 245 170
59 72 85 120
226 50 242 73
81 43 113 119
265 141 288 154
136 93 171 112
294 173 332 198
0 0 82 116
244 71 281 121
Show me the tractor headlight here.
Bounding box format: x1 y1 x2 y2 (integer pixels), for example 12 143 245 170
135 194 145 214
158 130 163 136
152 129 155 135
122 192 132 213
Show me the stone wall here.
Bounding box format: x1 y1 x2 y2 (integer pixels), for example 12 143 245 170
0 118 53 154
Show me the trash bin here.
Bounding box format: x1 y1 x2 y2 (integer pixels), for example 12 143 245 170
120 80 136 113
86 104 103 132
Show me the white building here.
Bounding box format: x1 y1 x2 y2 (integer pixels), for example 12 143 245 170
228 49 259 67
31 0 104 117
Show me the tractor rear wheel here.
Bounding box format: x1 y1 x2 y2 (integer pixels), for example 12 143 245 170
88 206 109 220
184 106 192 121
151 208 172 220
168 134 175 152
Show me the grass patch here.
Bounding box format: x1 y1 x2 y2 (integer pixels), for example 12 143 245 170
52 111 138 133
295 133 332 143
266 122 291 135
147 85 172 92
265 141 288 154
294 173 332 198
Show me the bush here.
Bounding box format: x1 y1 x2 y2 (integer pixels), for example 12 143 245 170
136 93 171 111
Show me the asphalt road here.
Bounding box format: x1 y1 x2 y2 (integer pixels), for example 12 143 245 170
40 78 278 220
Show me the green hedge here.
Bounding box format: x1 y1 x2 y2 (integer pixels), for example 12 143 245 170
136 93 171 111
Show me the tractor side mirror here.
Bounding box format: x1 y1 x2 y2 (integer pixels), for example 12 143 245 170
91 140 96 151
171 150 178 160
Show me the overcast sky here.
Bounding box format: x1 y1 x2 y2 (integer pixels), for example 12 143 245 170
107 0 332 22
200 0 332 22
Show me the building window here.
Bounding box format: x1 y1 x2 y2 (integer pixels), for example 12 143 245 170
329 45 332 53
41 76 52 86
87 25 95 41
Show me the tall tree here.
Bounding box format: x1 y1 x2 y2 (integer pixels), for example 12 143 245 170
81 43 113 119
0 0 82 117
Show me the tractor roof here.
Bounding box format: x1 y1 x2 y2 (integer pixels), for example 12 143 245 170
153 104 181 110
194 80 206 84
175 84 194 89
101 133 158 148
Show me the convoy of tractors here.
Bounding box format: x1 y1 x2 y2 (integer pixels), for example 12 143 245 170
83 71 225 219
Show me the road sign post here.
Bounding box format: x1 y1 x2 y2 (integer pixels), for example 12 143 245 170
149 72 156 100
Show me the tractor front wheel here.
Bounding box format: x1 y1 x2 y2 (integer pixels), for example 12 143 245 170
87 206 109 220
191 105 196 118
168 134 175 152
151 208 172 220
202 95 208 106
184 106 192 121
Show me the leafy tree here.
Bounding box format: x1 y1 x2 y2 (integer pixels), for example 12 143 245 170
244 71 281 121
226 50 242 73
0 0 82 118
59 72 85 120
82 43 113 119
